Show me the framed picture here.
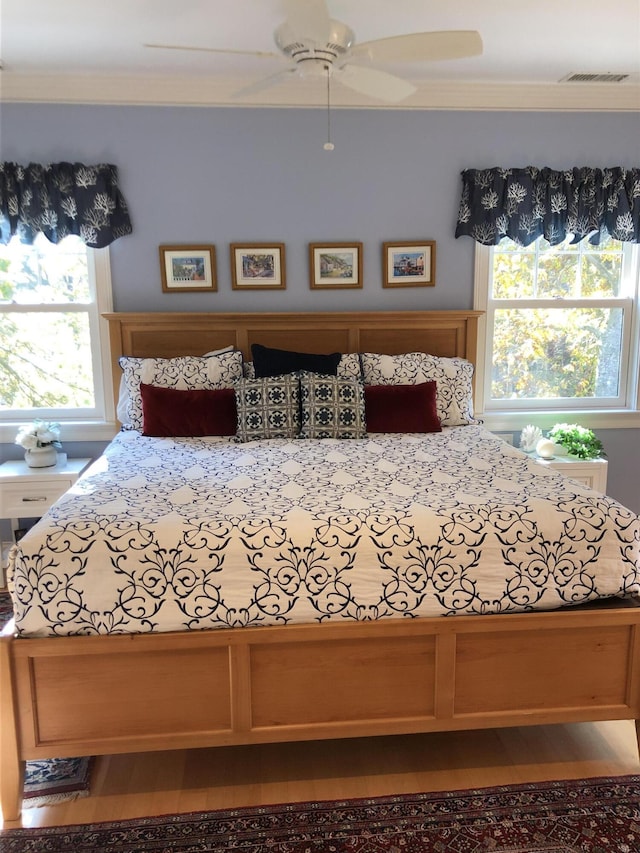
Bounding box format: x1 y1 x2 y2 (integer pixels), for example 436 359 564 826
230 243 286 290
309 242 363 289
382 241 436 288
159 245 217 292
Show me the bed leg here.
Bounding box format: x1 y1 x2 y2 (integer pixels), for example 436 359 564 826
635 720 640 762
0 633 24 822
0 759 24 824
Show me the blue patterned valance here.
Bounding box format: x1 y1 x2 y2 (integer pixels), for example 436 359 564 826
0 161 132 248
455 166 640 246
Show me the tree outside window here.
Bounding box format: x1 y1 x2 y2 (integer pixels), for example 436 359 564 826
478 235 638 416
0 235 112 424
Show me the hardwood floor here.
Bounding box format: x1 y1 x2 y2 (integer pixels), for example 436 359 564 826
5 719 639 829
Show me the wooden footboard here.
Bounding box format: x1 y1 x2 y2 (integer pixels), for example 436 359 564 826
3 601 640 821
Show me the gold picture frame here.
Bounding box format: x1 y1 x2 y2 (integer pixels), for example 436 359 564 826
309 242 363 290
230 243 286 290
159 245 217 292
383 241 436 288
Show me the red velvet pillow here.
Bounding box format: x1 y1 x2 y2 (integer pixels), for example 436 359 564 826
140 384 237 437
364 382 442 433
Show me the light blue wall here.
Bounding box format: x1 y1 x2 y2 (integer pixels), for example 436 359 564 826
1 103 638 512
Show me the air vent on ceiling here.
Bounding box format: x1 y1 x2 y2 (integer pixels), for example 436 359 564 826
562 72 630 83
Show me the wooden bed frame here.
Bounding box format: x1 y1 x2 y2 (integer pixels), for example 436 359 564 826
2 309 639 822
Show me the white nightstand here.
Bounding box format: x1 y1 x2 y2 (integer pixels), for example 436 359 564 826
0 457 91 587
534 456 608 492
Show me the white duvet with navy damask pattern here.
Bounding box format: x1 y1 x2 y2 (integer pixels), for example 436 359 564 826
9 426 640 637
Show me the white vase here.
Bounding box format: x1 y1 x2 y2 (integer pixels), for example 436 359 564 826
25 446 58 468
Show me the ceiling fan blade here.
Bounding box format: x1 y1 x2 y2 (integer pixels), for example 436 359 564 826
282 0 331 43
352 30 483 63
233 68 296 98
339 64 417 103
144 43 279 59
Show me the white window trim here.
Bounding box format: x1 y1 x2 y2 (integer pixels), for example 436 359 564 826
473 243 640 431
0 246 118 444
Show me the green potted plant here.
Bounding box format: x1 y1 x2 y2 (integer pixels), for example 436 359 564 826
547 423 604 460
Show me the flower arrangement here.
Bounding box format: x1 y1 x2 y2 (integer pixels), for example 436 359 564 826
547 423 604 460
15 420 62 451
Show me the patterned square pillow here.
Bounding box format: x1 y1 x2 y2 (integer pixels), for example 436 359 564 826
118 351 243 431
299 371 367 439
235 374 301 441
360 352 478 427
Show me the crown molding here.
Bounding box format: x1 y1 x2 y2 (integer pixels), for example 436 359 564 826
1 72 639 111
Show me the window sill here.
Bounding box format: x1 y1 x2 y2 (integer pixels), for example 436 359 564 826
478 410 640 431
0 421 119 445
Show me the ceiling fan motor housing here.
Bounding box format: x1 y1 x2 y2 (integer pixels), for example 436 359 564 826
274 19 355 76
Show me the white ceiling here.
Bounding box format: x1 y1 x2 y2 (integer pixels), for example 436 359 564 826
1 0 639 110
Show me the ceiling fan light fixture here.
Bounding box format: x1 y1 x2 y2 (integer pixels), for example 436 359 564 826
274 19 355 67
297 58 334 79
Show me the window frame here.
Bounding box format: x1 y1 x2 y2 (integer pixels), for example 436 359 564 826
0 243 117 444
473 240 640 431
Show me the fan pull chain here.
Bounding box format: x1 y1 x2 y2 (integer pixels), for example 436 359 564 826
323 65 334 151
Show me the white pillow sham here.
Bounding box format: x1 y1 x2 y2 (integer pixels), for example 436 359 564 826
360 351 478 427
118 351 243 431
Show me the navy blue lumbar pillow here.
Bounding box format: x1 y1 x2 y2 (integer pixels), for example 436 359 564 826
251 343 341 378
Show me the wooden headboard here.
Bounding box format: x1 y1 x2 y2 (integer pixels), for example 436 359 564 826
104 310 482 411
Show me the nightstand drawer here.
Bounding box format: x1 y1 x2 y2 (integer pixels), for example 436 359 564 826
535 457 608 493
0 479 74 517
563 473 596 487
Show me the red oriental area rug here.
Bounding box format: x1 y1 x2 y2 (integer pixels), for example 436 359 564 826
1 774 639 853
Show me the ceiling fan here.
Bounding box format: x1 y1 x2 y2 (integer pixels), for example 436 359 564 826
145 0 483 104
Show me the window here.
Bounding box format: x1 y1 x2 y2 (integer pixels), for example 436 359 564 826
474 235 640 427
0 235 115 440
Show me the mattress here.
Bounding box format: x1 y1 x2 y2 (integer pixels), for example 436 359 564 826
8 425 640 637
